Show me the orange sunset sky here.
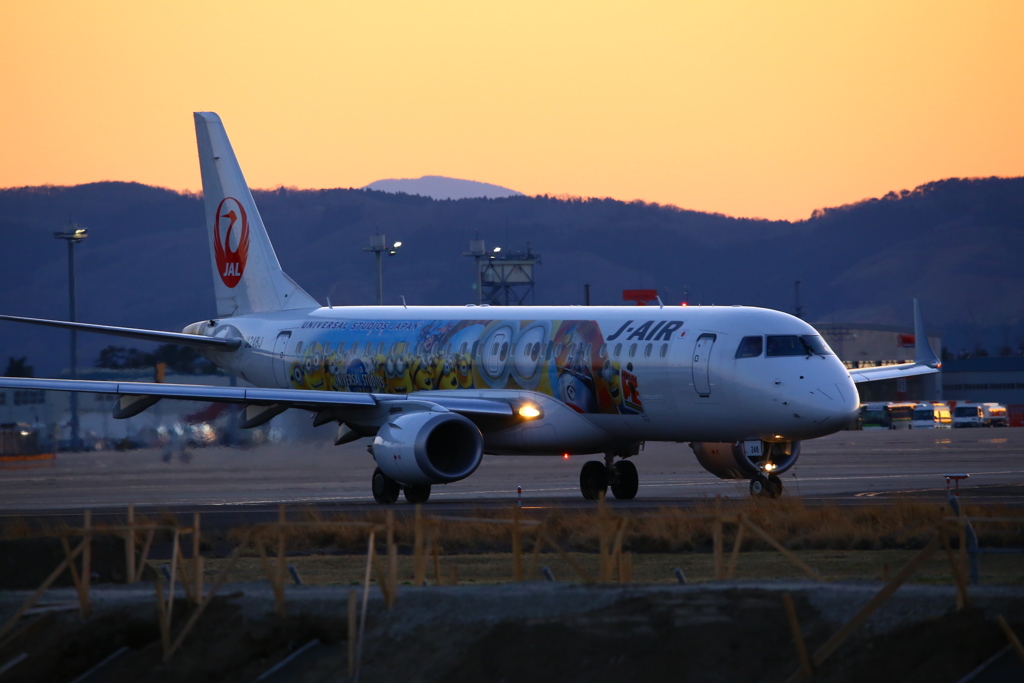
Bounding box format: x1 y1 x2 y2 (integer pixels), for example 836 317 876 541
2 1 1022 221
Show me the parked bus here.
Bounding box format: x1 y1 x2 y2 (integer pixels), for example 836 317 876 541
858 402 917 430
952 402 1009 428
911 402 952 429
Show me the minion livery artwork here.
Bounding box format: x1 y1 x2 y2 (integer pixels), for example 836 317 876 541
285 317 644 417
0 112 932 506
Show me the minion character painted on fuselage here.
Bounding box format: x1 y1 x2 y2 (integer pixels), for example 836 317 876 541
602 359 623 407
301 342 327 390
384 354 414 394
410 356 435 391
437 356 460 390
454 353 474 389
325 346 347 391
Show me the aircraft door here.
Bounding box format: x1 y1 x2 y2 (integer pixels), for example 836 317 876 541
273 331 291 387
692 333 716 397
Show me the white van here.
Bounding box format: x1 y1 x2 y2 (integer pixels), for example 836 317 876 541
953 402 1009 428
911 402 952 429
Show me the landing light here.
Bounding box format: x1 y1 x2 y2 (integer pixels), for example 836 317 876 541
563 453 570 459
518 405 541 419
763 462 777 471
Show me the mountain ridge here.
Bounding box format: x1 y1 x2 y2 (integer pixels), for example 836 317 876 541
1 175 1021 374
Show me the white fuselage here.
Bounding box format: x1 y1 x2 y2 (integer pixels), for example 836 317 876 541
191 304 860 453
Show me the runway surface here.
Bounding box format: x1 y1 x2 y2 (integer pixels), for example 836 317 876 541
1 428 1022 526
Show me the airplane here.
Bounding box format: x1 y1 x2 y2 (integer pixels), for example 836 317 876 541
0 112 941 503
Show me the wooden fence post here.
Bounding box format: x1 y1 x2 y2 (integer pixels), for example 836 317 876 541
386 510 397 607
512 505 523 582
126 505 136 585
193 512 203 604
167 527 180 618
413 505 425 586
348 590 358 678
713 496 724 580
726 515 747 580
598 493 610 582
276 505 287 616
82 510 92 617
782 593 813 679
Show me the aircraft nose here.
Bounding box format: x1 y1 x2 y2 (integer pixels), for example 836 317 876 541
785 366 860 435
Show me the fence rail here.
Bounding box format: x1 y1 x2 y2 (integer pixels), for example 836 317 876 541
1 496 1022 679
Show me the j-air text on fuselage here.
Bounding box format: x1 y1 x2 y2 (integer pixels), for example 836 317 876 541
0 112 942 504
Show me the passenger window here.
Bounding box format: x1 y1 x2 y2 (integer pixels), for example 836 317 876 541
471 341 479 357
350 342 360 355
599 343 607 358
295 341 304 355
659 344 668 358
644 343 653 358
614 343 622 357
629 343 637 358
735 336 764 358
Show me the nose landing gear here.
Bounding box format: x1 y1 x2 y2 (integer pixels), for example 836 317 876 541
749 472 783 498
579 451 640 500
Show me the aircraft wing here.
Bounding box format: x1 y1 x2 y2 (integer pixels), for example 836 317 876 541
846 298 941 384
0 376 513 418
0 314 240 351
848 362 939 384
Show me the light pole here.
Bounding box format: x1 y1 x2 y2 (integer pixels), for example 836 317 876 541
54 223 88 451
363 233 401 305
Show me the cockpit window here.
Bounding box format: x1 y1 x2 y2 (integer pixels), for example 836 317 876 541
766 335 834 357
735 336 763 358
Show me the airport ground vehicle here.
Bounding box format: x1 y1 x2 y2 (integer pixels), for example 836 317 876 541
953 402 1009 428
911 402 952 429
859 402 917 430
0 113 941 501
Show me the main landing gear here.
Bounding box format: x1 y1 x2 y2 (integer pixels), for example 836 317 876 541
579 455 639 500
749 472 783 498
371 467 431 504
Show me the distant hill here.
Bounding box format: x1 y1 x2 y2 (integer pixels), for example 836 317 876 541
363 176 523 200
0 177 1022 375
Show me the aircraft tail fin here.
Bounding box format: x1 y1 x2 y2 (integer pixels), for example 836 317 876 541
913 298 941 368
194 112 318 317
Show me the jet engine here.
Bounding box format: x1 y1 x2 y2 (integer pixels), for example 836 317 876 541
371 411 484 485
689 441 801 479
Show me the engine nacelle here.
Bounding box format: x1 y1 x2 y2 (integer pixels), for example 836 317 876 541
689 440 801 480
371 411 484 485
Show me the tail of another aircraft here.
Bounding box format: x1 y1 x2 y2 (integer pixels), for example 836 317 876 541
194 112 319 317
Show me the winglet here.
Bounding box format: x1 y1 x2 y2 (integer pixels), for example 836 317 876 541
913 298 941 368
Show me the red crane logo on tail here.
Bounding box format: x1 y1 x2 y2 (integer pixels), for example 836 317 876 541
213 197 250 288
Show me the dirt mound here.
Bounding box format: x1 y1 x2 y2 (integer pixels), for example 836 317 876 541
0 583 1021 682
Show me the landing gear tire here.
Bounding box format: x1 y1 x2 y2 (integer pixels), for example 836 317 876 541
372 467 400 504
580 460 609 500
610 460 639 500
404 484 431 504
750 473 783 498
750 475 765 497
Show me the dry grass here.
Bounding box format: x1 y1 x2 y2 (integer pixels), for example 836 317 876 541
214 498 1024 556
